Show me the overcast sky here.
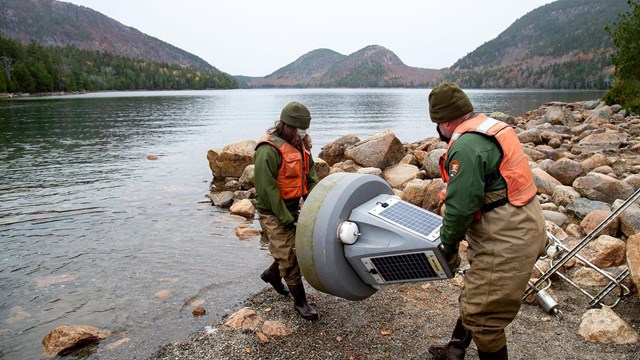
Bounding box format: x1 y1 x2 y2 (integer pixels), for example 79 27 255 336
63 0 557 77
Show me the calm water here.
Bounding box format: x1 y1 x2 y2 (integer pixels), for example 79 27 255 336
0 88 604 359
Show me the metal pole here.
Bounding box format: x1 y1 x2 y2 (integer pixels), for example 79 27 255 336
523 187 640 300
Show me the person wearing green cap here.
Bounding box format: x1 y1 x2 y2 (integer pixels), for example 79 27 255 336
254 101 319 320
427 83 546 360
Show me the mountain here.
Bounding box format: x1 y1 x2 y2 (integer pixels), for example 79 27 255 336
0 0 217 72
444 0 629 89
244 45 444 88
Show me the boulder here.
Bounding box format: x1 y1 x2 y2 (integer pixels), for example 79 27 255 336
576 132 627 153
627 234 640 294
314 157 330 180
517 128 543 144
579 210 619 237
423 149 446 179
207 140 257 179
543 211 568 227
239 165 255 190
531 168 562 196
318 134 360 166
623 174 640 188
572 172 634 204
577 235 626 268
345 130 405 169
551 185 581 207
614 201 640 237
229 199 255 219
421 179 446 213
42 325 110 357
401 179 430 206
209 191 235 208
579 306 639 344
547 158 583 186
584 107 613 126
546 220 569 242
381 164 420 190
581 153 609 173
565 198 610 219
399 154 417 165
224 308 262 330
542 106 575 126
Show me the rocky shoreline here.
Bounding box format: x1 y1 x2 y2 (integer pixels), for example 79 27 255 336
161 99 640 359
42 99 640 358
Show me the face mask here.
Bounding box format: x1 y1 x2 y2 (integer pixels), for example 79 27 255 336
298 129 308 138
436 124 451 143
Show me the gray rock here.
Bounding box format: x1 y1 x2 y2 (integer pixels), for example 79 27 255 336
423 148 447 179
552 185 581 207
239 165 255 190
572 172 634 204
531 168 562 196
576 132 627 154
543 210 568 227
583 100 601 110
543 106 576 126
489 112 516 126
547 158 583 186
517 128 543 144
210 191 235 208
613 201 640 237
566 198 611 219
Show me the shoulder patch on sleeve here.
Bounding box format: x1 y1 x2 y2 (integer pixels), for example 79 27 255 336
449 160 460 178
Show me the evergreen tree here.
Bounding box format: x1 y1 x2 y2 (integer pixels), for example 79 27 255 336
604 0 640 112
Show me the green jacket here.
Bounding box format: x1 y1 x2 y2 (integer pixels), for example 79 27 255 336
254 138 318 226
440 132 507 252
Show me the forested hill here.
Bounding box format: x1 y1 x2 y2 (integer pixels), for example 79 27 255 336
444 0 629 89
0 0 214 72
0 0 238 93
243 45 444 88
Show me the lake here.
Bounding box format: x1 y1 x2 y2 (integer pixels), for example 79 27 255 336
0 88 605 359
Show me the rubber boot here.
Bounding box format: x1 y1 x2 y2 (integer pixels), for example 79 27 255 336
428 318 472 360
260 261 289 296
288 283 318 321
478 345 508 360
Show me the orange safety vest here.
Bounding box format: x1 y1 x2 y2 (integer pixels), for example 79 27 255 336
439 114 537 207
257 135 311 200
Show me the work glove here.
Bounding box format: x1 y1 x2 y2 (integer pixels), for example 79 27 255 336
438 243 461 272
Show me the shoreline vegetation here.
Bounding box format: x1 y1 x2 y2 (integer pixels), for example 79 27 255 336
149 98 640 360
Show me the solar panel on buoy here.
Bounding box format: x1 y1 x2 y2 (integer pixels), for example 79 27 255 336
368 197 441 242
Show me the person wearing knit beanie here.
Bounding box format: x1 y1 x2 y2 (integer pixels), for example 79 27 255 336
280 101 311 129
428 82 474 124
426 82 545 360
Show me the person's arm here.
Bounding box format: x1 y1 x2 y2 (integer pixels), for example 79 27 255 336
439 141 487 252
306 154 319 193
254 144 295 226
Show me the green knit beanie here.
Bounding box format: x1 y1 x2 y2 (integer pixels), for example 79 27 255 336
280 102 311 129
428 82 474 123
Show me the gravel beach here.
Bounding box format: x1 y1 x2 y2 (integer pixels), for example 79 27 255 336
152 259 639 360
